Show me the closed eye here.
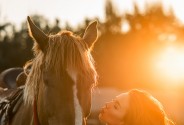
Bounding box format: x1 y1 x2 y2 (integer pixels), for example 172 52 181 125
113 99 120 109
114 104 118 109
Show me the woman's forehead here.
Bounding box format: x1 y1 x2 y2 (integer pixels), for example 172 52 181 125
115 92 129 107
116 92 129 99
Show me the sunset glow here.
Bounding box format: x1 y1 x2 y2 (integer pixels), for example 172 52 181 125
155 46 184 81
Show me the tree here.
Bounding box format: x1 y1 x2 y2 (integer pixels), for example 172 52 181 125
102 0 122 34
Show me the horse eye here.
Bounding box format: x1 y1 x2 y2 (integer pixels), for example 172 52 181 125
44 79 49 85
43 77 51 86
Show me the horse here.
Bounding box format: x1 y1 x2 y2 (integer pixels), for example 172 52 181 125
0 16 98 125
0 67 23 89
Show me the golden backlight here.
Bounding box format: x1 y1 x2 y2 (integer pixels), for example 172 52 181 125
155 46 184 82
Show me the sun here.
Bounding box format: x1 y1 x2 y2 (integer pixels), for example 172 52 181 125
155 46 184 82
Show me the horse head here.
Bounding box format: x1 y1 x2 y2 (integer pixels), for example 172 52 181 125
24 16 98 125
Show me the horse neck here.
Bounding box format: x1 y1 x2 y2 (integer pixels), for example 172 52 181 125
10 102 33 125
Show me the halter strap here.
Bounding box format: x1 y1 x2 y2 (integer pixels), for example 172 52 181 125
33 99 41 125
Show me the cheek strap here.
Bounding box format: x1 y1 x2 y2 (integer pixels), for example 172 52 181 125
33 98 41 125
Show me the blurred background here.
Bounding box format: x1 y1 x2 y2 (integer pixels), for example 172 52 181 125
0 0 184 124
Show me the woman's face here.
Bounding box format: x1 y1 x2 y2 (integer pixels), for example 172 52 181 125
99 93 129 125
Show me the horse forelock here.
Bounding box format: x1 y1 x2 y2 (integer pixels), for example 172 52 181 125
24 30 98 104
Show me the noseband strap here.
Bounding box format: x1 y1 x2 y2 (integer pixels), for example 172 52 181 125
33 99 41 125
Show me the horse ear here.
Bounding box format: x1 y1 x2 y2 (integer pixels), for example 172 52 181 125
83 21 98 49
27 16 48 51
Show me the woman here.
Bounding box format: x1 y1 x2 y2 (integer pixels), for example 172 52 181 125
99 89 175 125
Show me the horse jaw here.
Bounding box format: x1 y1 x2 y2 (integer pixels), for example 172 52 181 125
66 68 83 125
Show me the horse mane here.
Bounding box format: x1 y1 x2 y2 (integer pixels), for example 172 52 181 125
24 31 98 104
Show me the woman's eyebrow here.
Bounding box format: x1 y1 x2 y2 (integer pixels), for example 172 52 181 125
114 98 121 107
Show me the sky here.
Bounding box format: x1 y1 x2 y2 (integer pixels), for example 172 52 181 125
0 0 184 29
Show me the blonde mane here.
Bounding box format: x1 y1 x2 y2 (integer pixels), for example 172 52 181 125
24 31 97 104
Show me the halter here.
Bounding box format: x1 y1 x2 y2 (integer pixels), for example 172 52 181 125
33 98 40 125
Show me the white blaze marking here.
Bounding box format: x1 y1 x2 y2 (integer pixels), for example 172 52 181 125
67 69 83 125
